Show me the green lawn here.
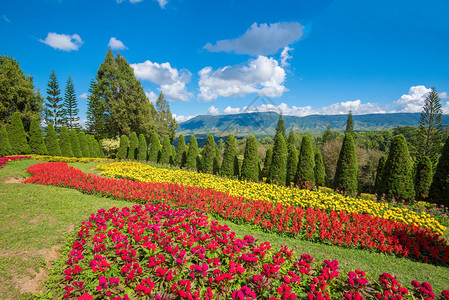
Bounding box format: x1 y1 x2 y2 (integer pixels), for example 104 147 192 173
0 159 448 299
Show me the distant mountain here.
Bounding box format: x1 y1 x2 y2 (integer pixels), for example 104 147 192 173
177 112 449 137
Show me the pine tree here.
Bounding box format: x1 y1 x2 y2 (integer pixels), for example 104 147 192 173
86 79 107 139
241 135 260 182
213 148 221 175
78 131 90 157
70 129 82 158
314 150 327 187
221 134 239 177
59 126 73 157
286 143 298 186
29 118 48 155
375 155 387 196
261 148 273 179
275 114 286 140
382 135 414 201
333 133 358 194
0 126 12 156
61 75 80 129
9 111 30 154
148 131 161 163
186 135 199 170
429 137 449 206
117 135 129 160
345 110 354 135
267 133 287 185
295 135 315 189
414 156 433 202
417 87 443 166
45 69 64 132
137 134 147 161
45 123 61 156
159 136 172 164
175 134 186 167
128 132 139 160
202 134 216 174
155 92 178 143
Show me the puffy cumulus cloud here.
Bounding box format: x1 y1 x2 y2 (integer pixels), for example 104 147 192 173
108 37 127 50
207 106 219 115
440 91 448 99
198 56 287 101
145 91 158 103
280 47 293 67
320 99 386 115
223 106 242 115
443 102 449 114
154 0 167 8
79 93 88 99
391 85 432 113
204 22 303 56
131 60 192 101
173 114 196 123
39 32 83 51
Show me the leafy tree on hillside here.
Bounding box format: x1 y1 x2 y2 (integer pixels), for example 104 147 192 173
29 118 48 155
267 133 287 185
45 123 61 156
137 134 147 161
275 114 286 140
0 127 12 156
45 69 64 131
175 134 186 167
117 135 129 160
148 131 161 163
59 126 73 157
261 148 273 179
333 133 358 194
429 137 449 206
70 129 82 158
62 76 80 129
78 131 90 157
295 135 315 189
202 134 216 174
414 156 433 202
221 134 239 178
128 132 139 160
9 111 30 154
186 135 199 170
314 150 326 187
345 110 354 135
241 135 260 182
159 136 172 164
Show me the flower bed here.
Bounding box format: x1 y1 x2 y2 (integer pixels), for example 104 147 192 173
30 155 114 163
96 162 446 235
0 155 31 168
24 162 449 266
58 203 449 299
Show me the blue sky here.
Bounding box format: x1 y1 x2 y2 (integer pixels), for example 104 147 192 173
1 0 449 124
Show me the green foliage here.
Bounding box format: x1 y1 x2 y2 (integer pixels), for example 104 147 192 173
314 150 326 187
9 111 30 154
295 135 315 188
69 130 82 158
148 131 161 163
86 135 98 158
101 137 120 158
97 139 105 158
221 134 239 178
186 135 199 170
117 135 129 160
0 56 42 130
241 135 260 182
201 134 216 174
78 131 90 158
175 134 186 167
137 134 148 161
321 125 333 147
86 79 107 139
429 137 449 206
275 114 286 140
44 69 64 132
0 126 12 156
127 132 139 160
59 126 74 157
155 92 178 143
375 155 387 196
382 135 414 201
333 133 358 194
345 110 354 134
286 143 298 186
414 156 433 202
267 133 287 184
159 136 172 164
261 148 273 179
29 118 48 155
62 75 80 130
45 123 61 156
213 148 221 175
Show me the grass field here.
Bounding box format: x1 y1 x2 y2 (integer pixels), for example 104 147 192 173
0 159 448 299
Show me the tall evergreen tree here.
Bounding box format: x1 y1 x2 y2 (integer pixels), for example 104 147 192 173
417 87 443 166
186 135 199 170
295 135 315 189
241 135 260 182
59 126 73 157
29 118 48 155
45 69 64 131
86 79 107 139
345 110 354 135
261 148 273 179
78 131 90 157
0 126 12 156
9 111 30 154
321 125 333 148
86 135 97 158
213 148 221 175
148 131 161 162
375 155 387 196
221 134 239 177
128 132 139 160
414 156 433 202
275 114 286 140
117 135 129 160
175 134 187 167
137 134 148 161
286 143 298 186
202 134 216 174
429 137 449 206
155 92 178 143
62 76 80 130
333 133 358 194
267 133 287 185
70 129 82 158
96 139 104 158
45 123 61 156
314 150 327 187
159 136 172 164
382 135 414 201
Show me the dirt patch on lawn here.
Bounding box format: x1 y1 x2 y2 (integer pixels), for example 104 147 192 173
3 177 23 183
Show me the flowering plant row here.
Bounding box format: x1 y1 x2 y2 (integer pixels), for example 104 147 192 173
24 162 449 266
57 203 449 300
30 154 114 164
0 155 31 168
96 162 446 235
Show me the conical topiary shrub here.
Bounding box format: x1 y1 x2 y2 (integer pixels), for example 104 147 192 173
201 134 216 174
414 156 432 202
0 126 12 156
78 131 90 157
286 143 298 186
148 131 161 163
333 133 358 194
70 129 82 158
59 126 74 157
221 134 239 178
267 133 287 185
175 134 186 167
117 135 129 160
9 112 30 154
314 149 326 187
429 137 449 207
29 118 48 155
128 132 139 160
261 148 273 180
159 136 172 164
295 135 315 189
46 123 62 156
186 135 199 170
137 134 148 161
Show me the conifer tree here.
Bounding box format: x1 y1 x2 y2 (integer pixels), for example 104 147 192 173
221 134 239 177
59 126 73 157
267 133 287 185
148 131 161 162
275 114 286 140
86 79 107 139
0 126 12 156
345 110 354 135
78 131 90 157
86 135 97 158
137 134 147 161
295 135 315 189
186 135 199 170
159 136 172 164
314 150 326 187
45 123 61 156
202 134 216 174
62 75 80 129
429 137 449 206
213 148 221 175
45 69 64 131
382 135 414 201
286 143 298 186
175 134 187 167
322 125 333 147
155 92 178 142
70 129 82 158
333 133 358 194
169 145 176 165
117 135 129 159
414 156 432 202
375 155 387 196
261 148 273 179
241 135 260 182
29 118 48 155
127 132 139 160
9 111 30 154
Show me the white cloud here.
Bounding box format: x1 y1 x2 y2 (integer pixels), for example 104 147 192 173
145 91 158 103
154 0 167 8
207 106 219 115
173 114 196 123
198 56 287 101
117 0 144 3
79 93 88 99
79 119 87 129
204 22 303 56
443 102 449 114
391 85 432 113
131 60 192 101
223 106 242 115
280 47 293 67
320 99 386 115
439 91 448 99
108 37 128 50
3 15 10 23
39 32 83 51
